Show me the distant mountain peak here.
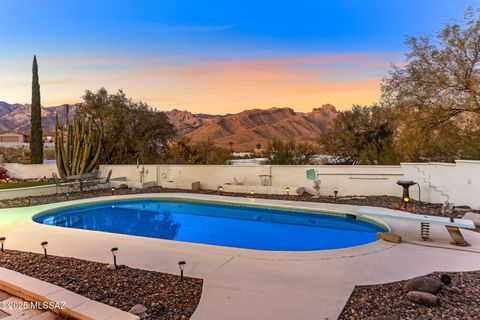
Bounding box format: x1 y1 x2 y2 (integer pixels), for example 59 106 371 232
1 101 338 151
313 103 337 113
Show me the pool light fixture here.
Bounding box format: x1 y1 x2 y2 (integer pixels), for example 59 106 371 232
41 241 48 258
217 186 223 193
111 247 118 268
249 190 255 198
285 187 290 196
178 260 186 282
111 187 116 196
0 237 5 252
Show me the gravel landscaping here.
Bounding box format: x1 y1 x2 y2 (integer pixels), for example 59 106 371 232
0 250 202 320
339 271 480 320
0 186 467 217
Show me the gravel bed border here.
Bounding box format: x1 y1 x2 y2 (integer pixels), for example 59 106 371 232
339 271 480 320
0 250 202 320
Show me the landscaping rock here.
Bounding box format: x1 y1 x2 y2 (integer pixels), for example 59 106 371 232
295 187 309 196
440 274 452 285
106 264 116 270
340 271 480 319
129 304 147 318
404 276 442 294
454 206 472 213
406 291 440 306
441 201 454 215
463 212 480 228
129 304 147 314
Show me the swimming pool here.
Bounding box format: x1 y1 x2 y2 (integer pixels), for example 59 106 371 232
33 199 387 251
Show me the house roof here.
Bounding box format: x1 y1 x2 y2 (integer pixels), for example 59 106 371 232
0 130 55 137
0 130 28 136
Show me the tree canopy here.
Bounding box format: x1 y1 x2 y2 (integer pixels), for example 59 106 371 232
318 105 400 164
265 140 317 165
79 88 175 164
167 137 231 164
372 8 480 163
382 8 480 125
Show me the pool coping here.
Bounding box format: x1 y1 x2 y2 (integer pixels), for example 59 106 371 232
31 195 391 252
14 193 398 260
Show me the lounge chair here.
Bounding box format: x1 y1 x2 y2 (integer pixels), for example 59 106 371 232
82 169 112 191
52 173 75 195
98 169 112 189
80 170 102 192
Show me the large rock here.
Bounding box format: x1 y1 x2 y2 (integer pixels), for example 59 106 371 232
406 291 440 306
463 212 480 228
296 187 312 196
404 276 442 294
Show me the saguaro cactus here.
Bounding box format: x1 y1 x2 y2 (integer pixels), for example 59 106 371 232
54 111 101 179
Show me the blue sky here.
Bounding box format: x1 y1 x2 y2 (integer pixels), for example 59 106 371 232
0 0 477 112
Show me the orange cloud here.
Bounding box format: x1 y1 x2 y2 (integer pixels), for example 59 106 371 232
0 53 401 112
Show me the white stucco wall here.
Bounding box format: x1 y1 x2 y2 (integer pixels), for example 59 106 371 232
100 164 404 197
401 160 480 209
3 163 58 180
2 161 480 209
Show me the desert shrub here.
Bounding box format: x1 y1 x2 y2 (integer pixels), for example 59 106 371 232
0 167 8 180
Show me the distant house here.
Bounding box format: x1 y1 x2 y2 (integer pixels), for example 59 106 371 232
0 131 29 144
0 130 55 148
42 132 54 143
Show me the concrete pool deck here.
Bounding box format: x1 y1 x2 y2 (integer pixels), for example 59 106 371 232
0 193 479 320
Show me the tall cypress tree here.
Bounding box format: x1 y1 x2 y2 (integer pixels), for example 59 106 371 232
30 55 43 163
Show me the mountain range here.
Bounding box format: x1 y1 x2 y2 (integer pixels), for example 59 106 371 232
0 101 337 150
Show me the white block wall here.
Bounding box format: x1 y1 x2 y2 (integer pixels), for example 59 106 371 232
3 163 58 180
101 164 403 197
2 161 480 209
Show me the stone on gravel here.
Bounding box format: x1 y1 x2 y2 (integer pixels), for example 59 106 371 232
441 201 454 215
406 291 440 306
440 274 452 285
340 271 480 319
129 304 147 314
405 276 442 294
106 264 116 270
129 304 147 318
463 212 480 227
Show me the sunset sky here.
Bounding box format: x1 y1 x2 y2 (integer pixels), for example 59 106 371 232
0 0 476 114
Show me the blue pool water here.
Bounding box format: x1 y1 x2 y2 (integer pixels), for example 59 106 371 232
33 199 387 251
